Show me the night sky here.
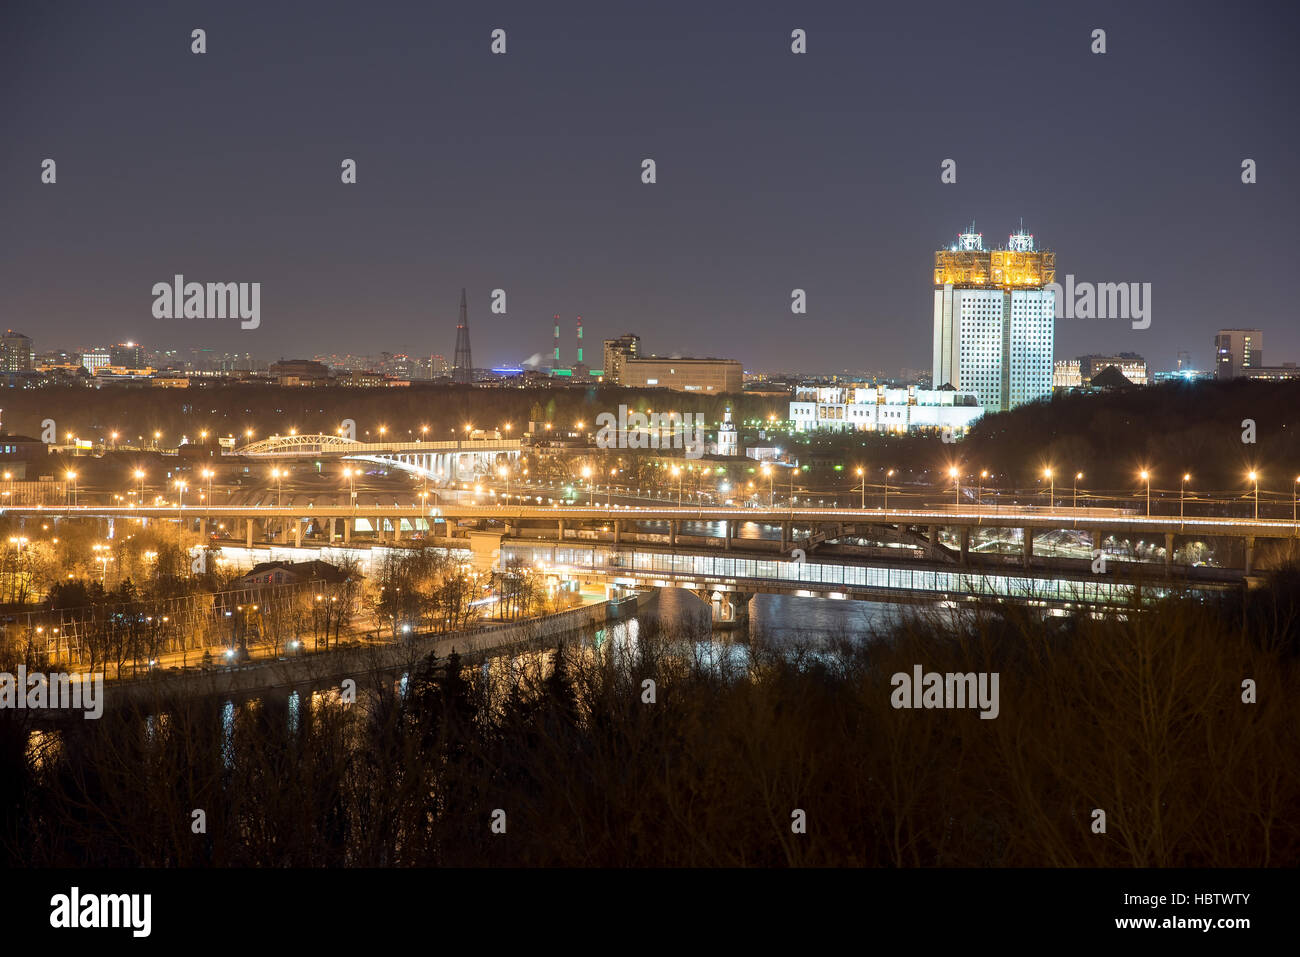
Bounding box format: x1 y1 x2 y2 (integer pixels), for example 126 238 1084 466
3 0 1297 374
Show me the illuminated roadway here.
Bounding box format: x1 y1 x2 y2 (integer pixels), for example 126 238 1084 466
4 502 1298 541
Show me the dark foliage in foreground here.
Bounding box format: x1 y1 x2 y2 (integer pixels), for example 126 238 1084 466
2 574 1298 867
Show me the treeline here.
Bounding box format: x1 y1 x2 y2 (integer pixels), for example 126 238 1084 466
0 519 204 607
365 549 556 637
963 379 1300 490
0 568 362 677
4 569 1298 866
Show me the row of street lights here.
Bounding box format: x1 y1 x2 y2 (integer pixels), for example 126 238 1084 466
848 465 1300 520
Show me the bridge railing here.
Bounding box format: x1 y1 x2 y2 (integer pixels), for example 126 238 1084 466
935 504 1140 517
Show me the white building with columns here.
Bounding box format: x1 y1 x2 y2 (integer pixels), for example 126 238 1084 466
789 384 983 436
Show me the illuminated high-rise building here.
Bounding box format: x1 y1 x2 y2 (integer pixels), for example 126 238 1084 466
932 225 1055 412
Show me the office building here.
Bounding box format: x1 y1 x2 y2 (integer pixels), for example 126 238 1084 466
110 341 145 368
932 226 1055 412
621 356 743 393
1214 329 1263 380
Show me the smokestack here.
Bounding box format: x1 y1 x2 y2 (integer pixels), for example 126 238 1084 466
553 314 561 366
576 316 583 365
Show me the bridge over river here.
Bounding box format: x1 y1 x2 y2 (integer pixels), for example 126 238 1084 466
6 502 1294 575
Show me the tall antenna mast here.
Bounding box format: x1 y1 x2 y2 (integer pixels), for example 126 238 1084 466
452 288 473 384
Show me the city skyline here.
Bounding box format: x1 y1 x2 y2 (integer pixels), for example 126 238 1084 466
2 0 1299 919
4 0 1297 374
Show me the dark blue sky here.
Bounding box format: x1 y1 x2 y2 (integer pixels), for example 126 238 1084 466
3 0 1297 374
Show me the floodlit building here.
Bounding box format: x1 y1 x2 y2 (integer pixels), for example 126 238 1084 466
715 408 739 456
1054 353 1148 389
1053 359 1082 389
932 226 1055 412
789 384 983 436
81 348 111 372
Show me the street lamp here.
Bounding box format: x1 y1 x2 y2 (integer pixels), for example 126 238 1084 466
1248 470 1259 520
761 463 773 507
582 466 593 505
174 479 187 508
1042 468 1054 508
65 470 77 506
855 467 865 509
885 469 895 510
948 466 960 506
498 465 509 504
1181 473 1190 519
978 469 989 506
1074 472 1083 509
271 467 284 507
670 465 681 505
343 466 357 508
92 543 111 585
608 468 617 507
134 468 146 501
201 468 215 513
1140 469 1151 516
1294 476 1299 525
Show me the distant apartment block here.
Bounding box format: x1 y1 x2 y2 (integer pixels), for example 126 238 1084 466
270 359 332 384
602 334 640 384
1 331 34 373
